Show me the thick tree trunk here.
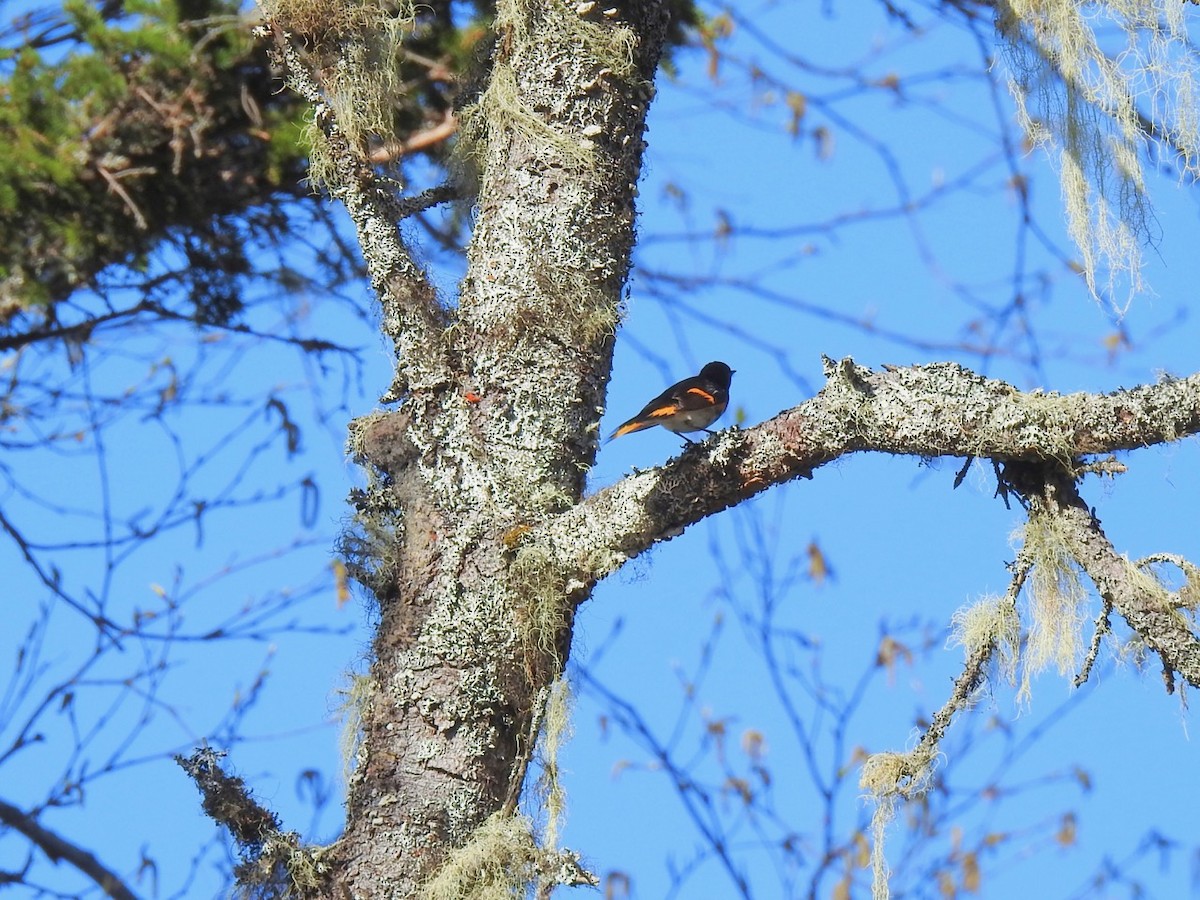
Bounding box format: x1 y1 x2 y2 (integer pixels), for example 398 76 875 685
327 2 670 895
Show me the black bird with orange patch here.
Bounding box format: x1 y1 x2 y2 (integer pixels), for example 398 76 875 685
608 361 735 443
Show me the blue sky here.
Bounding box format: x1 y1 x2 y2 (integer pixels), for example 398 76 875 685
3 1 1200 898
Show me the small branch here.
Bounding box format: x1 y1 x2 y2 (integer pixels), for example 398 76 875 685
175 747 280 850
0 301 155 351
0 506 124 640
1133 552 1200 612
859 551 1030 900
502 684 550 817
1027 471 1200 688
369 111 459 163
177 748 327 894
96 165 148 229
867 550 1032 795
0 796 139 900
0 298 359 355
393 182 461 220
535 847 598 892
923 556 1029 752
1075 598 1113 687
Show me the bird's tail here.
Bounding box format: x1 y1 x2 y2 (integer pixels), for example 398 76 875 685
607 418 655 442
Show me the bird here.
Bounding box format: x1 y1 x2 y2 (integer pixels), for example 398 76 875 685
608 361 735 443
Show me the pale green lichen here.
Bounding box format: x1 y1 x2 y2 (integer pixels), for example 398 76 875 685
419 680 587 899
1135 552 1200 613
420 813 539 900
949 595 1022 686
510 544 571 667
235 835 329 899
859 749 939 900
334 672 374 785
455 0 640 175
536 678 572 854
1016 515 1088 703
998 0 1200 309
262 0 416 185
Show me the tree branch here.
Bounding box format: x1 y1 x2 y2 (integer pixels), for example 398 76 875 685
1024 470 1200 688
549 358 1200 591
261 24 451 394
175 747 281 851
0 297 359 354
0 796 139 900
176 748 327 893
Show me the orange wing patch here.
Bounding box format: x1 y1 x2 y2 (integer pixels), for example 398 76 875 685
647 404 680 419
685 387 716 403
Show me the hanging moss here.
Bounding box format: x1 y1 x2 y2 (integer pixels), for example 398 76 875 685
997 0 1200 308
420 813 539 900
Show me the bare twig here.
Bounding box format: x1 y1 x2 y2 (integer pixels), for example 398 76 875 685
369 110 459 163
0 507 123 639
0 297 359 354
0 796 140 900
96 165 149 229
1075 598 1113 687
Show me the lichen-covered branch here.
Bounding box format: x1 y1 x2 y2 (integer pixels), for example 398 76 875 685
176 748 282 851
1024 470 1200 688
858 554 1028 899
261 24 451 394
176 749 326 894
544 357 1200 591
1074 598 1114 687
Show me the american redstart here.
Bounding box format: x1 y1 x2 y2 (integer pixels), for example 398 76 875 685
608 361 735 442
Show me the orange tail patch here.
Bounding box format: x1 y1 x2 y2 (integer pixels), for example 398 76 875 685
609 418 656 440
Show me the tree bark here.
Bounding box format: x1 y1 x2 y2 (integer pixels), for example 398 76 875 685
326 2 672 895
